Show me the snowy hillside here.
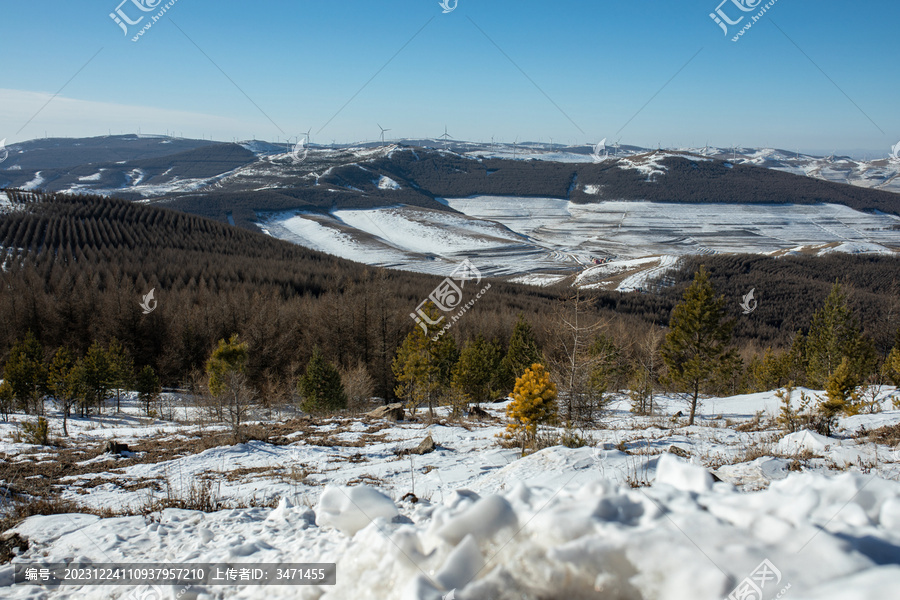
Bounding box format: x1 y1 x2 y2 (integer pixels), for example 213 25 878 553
1 390 899 599
258 198 900 286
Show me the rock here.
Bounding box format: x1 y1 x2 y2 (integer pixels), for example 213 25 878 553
0 533 29 563
411 434 436 455
102 441 129 455
467 406 490 419
667 445 690 458
399 434 437 456
366 403 404 421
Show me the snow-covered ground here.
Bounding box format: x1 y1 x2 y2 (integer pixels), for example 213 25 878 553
259 198 900 287
1 388 899 599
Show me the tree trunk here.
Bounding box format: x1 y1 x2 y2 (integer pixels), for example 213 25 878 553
689 382 699 425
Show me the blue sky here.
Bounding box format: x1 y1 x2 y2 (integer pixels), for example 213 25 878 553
1 0 897 155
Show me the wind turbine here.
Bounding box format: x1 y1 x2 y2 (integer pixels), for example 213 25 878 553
440 125 452 148
378 124 391 146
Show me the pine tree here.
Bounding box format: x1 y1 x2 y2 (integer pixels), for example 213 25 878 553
108 338 134 413
298 348 347 414
884 344 900 386
206 334 248 397
392 303 457 418
783 331 808 387
135 365 161 416
661 267 735 425
451 335 503 412
2 331 46 415
46 347 84 436
80 340 113 416
505 363 557 453
0 380 15 421
749 347 791 392
820 357 862 433
206 335 255 439
806 282 876 388
499 315 542 393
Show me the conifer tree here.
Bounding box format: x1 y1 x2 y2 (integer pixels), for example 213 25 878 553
820 357 862 433
499 315 542 393
451 335 502 411
505 363 557 453
783 331 809 386
2 331 46 414
80 340 114 415
206 335 254 438
46 347 84 436
884 344 900 386
749 347 791 392
661 267 735 425
298 347 347 414
206 334 248 397
0 381 13 421
806 283 875 388
135 365 161 416
108 338 134 413
392 303 457 418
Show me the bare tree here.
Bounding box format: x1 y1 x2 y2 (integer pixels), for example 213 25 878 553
342 360 375 413
628 325 664 415
221 371 257 442
546 290 607 424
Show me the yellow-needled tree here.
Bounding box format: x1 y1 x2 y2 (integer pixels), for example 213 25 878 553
505 363 557 453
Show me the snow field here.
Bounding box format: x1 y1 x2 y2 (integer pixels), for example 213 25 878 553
260 197 900 287
1 390 899 599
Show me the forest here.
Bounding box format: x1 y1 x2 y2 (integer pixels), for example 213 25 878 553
1 189 900 431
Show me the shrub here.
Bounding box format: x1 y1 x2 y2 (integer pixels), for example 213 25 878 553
21 417 50 446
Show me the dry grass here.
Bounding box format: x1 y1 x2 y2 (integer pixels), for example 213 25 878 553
858 423 900 448
703 436 816 470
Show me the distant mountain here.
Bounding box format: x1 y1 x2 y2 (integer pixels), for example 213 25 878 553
0 135 219 171
3 135 899 202
3 136 899 285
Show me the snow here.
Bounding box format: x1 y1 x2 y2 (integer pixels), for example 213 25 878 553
2 391 899 598
775 429 836 455
376 175 400 190
655 453 714 493
21 171 44 191
316 485 399 536
260 197 898 286
77 172 103 182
